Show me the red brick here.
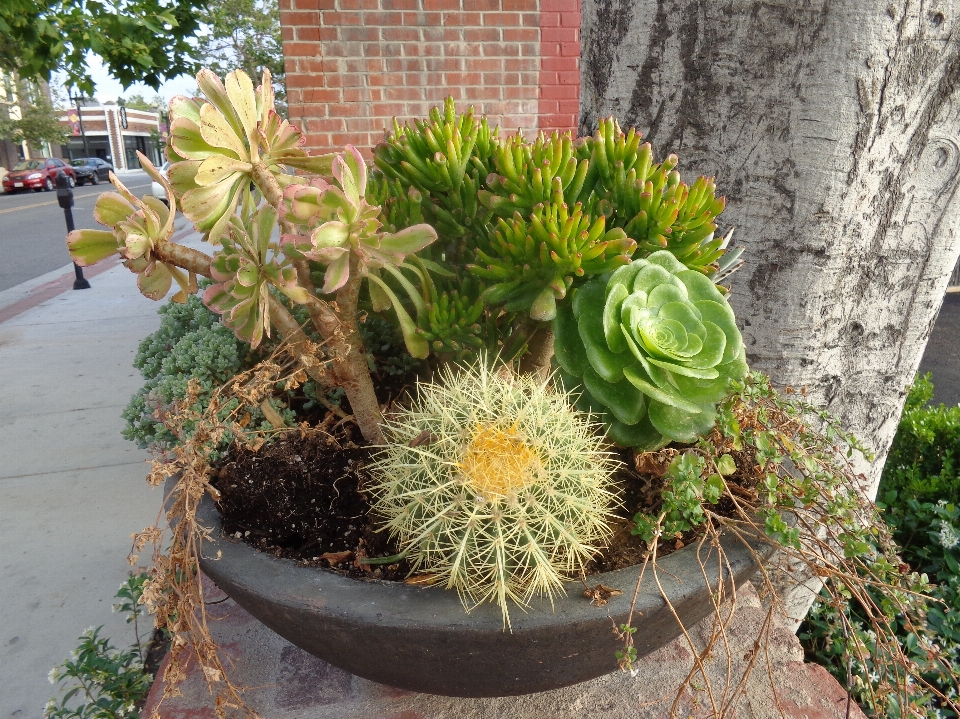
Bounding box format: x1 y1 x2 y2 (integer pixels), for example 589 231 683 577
483 43 520 57
504 85 535 99
362 10 403 24
519 42 539 56
483 12 521 26
281 25 295 41
561 11 582 26
286 73 323 88
557 69 580 84
340 26 379 42
368 71 406 87
503 27 538 42
521 12 539 26
541 84 577 99
308 117 346 131
557 99 580 114
283 10 318 25
520 71 538 85
540 0 579 10
446 72 482 86
401 10 441 25
321 11 362 24
442 11 483 24
502 0 536 9
301 88 342 103
323 41 363 57
541 55 577 71
294 0 336 7
464 57 503 72
504 57 538 72
371 102 407 117
362 42 384 57
560 41 580 56
279 0 292 8
425 57 462 72
385 86 426 101
463 27 500 42
426 86 463 101
448 42 483 57
382 26 419 42
423 0 462 8
421 26 461 42
472 0 501 10
538 11 560 27
284 41 320 56
538 99 559 114
385 57 426 72
344 57 384 73
380 0 418 9
470 85 503 100
326 72 365 87
298 26 336 41
541 26 578 42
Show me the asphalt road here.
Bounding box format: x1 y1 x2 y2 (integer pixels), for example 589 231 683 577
0 170 150 292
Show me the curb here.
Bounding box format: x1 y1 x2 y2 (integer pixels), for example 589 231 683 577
0 224 194 326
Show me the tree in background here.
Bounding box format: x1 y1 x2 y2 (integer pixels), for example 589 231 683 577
195 0 285 114
0 78 66 156
0 0 202 96
119 93 162 111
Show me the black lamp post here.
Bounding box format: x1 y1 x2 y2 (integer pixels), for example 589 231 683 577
56 171 90 290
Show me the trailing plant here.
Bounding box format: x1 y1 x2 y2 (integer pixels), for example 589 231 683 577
45 574 154 719
367 360 617 627
800 373 960 718
553 249 747 452
615 373 959 718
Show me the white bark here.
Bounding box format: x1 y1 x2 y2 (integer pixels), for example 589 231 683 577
581 0 960 627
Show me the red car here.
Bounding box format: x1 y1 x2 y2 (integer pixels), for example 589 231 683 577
3 158 76 193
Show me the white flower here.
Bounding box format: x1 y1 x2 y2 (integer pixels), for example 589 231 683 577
47 667 60 684
938 521 960 550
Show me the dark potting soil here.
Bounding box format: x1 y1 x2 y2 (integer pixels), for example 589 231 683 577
212 426 761 582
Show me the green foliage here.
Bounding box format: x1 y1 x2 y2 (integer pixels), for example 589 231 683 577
195 0 285 114
45 575 154 719
0 0 202 96
372 100 734 340
801 374 960 718
881 372 960 504
118 94 158 112
554 250 747 451
368 360 617 628
631 452 724 543
0 92 67 148
122 290 264 451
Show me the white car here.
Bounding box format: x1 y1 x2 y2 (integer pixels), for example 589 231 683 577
151 162 171 205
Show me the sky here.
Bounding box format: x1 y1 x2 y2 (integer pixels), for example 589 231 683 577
52 53 198 108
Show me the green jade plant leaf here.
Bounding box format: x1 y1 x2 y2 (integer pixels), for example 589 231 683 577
469 192 635 321
167 68 334 243
281 146 439 358
67 159 201 303
554 250 748 450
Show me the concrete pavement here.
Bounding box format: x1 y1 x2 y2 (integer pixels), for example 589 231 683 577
0 235 955 717
0 225 195 719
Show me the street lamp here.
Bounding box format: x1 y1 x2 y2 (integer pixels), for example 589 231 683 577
68 93 90 158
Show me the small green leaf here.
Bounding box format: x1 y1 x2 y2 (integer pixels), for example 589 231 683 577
716 454 737 475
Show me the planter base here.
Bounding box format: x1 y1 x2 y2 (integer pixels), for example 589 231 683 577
142 579 865 718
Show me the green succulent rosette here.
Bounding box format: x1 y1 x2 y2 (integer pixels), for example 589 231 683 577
553 250 748 450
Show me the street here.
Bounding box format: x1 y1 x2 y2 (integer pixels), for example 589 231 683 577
0 170 149 292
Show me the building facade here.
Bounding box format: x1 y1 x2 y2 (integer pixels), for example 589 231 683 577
279 0 581 155
59 104 162 170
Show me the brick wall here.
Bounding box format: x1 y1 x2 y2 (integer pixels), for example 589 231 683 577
280 0 581 155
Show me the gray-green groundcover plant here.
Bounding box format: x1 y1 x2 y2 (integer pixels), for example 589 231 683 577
70 67 958 718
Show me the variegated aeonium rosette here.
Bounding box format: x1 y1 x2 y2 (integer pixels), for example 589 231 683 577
281 146 439 358
554 250 748 451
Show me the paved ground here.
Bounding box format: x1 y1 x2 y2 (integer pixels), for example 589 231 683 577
0 170 149 292
0 224 194 719
917 292 960 406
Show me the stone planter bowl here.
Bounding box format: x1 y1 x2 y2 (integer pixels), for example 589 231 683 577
182 480 771 697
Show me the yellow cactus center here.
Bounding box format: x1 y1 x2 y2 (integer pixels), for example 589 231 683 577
459 423 542 497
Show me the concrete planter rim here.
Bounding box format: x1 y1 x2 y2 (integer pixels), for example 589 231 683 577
170 475 774 697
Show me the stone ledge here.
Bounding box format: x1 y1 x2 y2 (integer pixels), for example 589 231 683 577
143 580 865 719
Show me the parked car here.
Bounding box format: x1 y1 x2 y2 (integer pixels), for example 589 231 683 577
70 157 113 186
2 158 76 193
151 162 170 205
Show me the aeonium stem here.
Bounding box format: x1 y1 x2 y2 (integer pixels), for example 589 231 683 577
250 162 284 212
153 242 214 278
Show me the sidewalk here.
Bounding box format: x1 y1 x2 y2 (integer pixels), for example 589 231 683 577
0 229 197 719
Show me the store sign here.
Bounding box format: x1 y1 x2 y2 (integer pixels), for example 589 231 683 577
119 106 128 129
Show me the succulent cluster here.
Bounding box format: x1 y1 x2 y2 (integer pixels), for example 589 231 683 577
368 361 617 627
554 250 748 450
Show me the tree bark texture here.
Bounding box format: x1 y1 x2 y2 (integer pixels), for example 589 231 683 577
581 0 960 496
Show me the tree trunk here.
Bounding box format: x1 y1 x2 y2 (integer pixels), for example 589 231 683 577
581 0 960 494
581 0 960 627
